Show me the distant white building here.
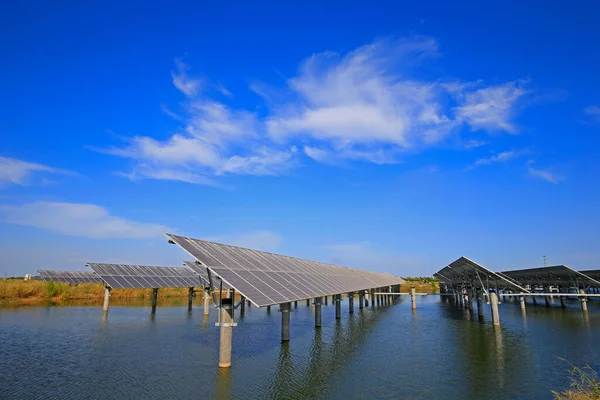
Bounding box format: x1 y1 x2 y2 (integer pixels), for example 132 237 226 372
24 274 33 281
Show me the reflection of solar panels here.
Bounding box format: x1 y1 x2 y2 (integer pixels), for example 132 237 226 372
434 257 529 292
500 265 600 288
37 270 103 284
183 261 229 289
167 233 406 307
86 263 204 289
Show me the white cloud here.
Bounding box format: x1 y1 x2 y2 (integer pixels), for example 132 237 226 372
582 105 600 124
265 37 455 162
453 80 529 133
527 161 561 183
103 61 296 185
0 156 74 187
0 202 169 238
103 38 539 183
207 230 283 251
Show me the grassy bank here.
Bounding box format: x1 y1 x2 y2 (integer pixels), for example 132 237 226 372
1 277 440 305
0 279 192 305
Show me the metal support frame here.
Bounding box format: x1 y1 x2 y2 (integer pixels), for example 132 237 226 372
151 288 159 314
314 297 322 327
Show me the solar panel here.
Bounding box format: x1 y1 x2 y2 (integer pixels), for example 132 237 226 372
499 266 600 288
37 270 103 284
434 257 529 292
86 263 204 289
166 233 406 307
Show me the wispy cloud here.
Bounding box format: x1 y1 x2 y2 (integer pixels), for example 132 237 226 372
527 161 562 183
0 202 169 238
471 150 524 168
172 59 202 97
0 156 75 187
453 80 530 134
581 105 600 125
102 37 541 185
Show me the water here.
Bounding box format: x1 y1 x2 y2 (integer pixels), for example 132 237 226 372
1 295 599 399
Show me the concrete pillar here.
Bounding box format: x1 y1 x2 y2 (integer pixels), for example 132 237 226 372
376 290 381 306
314 297 322 327
294 301 297 308
306 299 310 307
103 287 111 312
348 292 354 313
204 288 210 316
544 287 551 307
281 302 291 342
335 294 341 319
267 305 271 313
151 288 159 314
520 295 526 310
324 296 328 306
580 289 588 312
468 289 474 311
490 292 500 326
188 287 194 311
532 293 538 306
476 288 484 319
359 291 364 309
411 287 416 310
240 296 246 316
370 289 375 307
218 298 234 368
463 289 469 309
364 291 369 307
560 295 566 308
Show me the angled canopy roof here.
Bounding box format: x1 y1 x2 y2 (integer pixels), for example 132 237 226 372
167 233 405 307
580 270 600 281
37 270 102 284
86 263 204 289
435 256 529 292
499 265 600 288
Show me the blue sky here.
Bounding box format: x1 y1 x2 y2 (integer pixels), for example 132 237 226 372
1 0 599 277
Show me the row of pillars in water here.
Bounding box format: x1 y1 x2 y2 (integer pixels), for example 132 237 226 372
101 284 418 368
218 285 415 368
102 286 214 314
447 286 590 327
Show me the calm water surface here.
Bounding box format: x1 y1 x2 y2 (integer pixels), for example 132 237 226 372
1 295 599 399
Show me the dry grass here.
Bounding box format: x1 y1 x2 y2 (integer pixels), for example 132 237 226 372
553 364 600 400
0 279 193 305
400 282 439 294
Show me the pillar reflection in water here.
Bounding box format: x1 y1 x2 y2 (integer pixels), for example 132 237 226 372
215 367 232 399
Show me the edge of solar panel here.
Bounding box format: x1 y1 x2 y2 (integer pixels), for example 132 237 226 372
182 261 230 289
86 263 204 289
167 233 407 307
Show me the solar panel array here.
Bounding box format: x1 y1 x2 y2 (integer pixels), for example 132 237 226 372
434 257 529 292
86 263 204 289
499 265 600 288
37 270 103 284
167 233 406 307
182 261 229 289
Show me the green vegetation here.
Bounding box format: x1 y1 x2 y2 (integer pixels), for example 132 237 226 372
553 364 600 400
0 279 193 305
